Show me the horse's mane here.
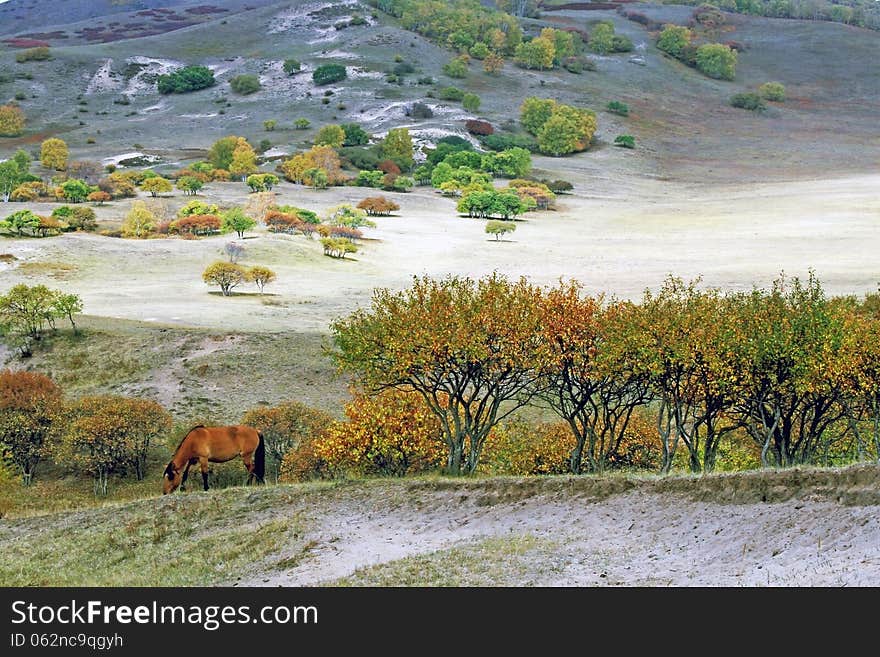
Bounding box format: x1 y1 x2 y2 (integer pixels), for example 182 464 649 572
171 424 206 455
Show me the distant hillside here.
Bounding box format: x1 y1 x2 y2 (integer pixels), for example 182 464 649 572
0 0 280 39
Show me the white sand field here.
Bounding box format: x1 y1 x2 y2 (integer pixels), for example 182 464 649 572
3 172 878 332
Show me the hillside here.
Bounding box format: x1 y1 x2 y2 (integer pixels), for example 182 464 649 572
0 1 877 182
1 466 878 586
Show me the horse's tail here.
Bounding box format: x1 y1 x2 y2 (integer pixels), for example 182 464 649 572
254 431 266 484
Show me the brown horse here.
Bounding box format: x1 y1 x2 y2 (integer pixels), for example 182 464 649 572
163 425 265 494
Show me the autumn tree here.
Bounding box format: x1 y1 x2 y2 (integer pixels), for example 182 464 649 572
725 274 849 467
315 124 346 148
535 283 651 473
51 395 172 493
0 370 62 484
0 104 25 137
839 312 880 461
221 207 256 238
514 36 555 69
141 176 173 197
331 274 545 475
247 265 276 294
208 135 245 171
326 204 375 229
121 201 156 238
242 401 334 481
520 97 556 135
357 196 400 216
229 139 258 180
177 176 204 196
381 128 414 170
281 146 345 186
88 190 112 205
202 261 246 296
306 390 446 478
40 138 69 171
483 52 504 75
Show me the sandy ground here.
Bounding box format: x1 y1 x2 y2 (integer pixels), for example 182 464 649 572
3 171 879 332
236 472 880 587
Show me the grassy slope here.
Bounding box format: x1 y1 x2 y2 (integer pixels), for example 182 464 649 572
0 2 877 182
1 465 878 586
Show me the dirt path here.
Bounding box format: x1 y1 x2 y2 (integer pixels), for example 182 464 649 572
239 470 880 587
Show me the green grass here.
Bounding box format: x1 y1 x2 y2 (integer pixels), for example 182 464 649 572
332 534 560 586
0 486 311 586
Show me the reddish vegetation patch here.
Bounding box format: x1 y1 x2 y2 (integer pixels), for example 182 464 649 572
465 119 494 136
541 1 636 11
186 5 228 15
2 38 50 48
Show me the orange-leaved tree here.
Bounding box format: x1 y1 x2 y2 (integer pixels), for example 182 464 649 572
535 281 651 474
0 370 62 485
331 274 545 475
242 400 334 481
50 395 172 493
313 389 445 478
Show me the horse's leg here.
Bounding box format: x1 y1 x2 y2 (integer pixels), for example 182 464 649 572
180 461 192 492
199 457 210 491
242 451 255 486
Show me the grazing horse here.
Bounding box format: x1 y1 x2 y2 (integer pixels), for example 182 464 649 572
163 425 265 494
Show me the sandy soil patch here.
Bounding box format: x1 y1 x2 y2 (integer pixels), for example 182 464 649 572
2 173 878 333
235 470 880 587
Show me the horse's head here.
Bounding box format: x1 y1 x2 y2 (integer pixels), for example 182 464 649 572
162 461 182 494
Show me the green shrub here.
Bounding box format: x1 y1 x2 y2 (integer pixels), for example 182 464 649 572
485 220 516 241
294 118 311 130
462 93 481 112
480 133 539 153
656 25 692 59
614 134 635 149
758 81 786 102
442 55 469 79
438 86 464 101
612 35 634 53
606 101 629 116
230 74 261 95
283 59 301 75
695 43 736 80
157 66 216 94
15 47 51 63
730 92 766 111
313 64 347 86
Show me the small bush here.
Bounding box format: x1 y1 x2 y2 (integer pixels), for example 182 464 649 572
157 65 216 94
758 81 786 102
730 92 767 111
465 119 493 136
313 64 347 86
294 118 310 130
614 134 635 149
283 59 301 75
230 74 261 95
15 47 51 63
695 43 737 81
606 101 629 116
438 86 464 101
407 102 434 119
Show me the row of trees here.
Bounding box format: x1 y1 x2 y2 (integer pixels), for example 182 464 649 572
331 273 880 475
0 284 82 357
0 370 171 492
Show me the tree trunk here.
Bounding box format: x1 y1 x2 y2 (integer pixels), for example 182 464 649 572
446 441 463 476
